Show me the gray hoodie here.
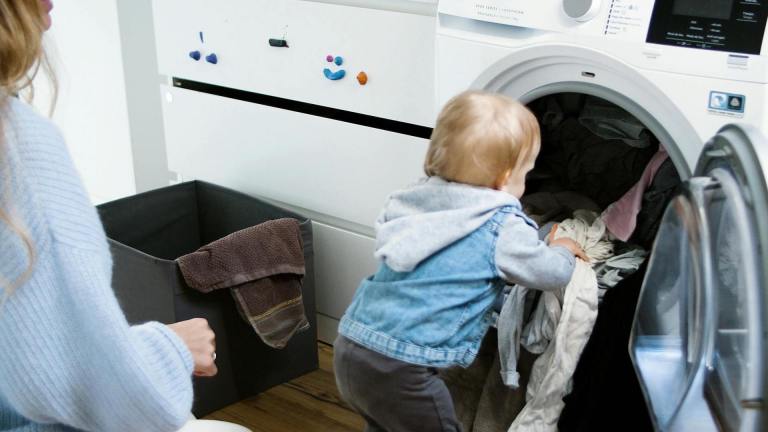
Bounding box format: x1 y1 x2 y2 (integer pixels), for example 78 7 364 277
374 177 575 291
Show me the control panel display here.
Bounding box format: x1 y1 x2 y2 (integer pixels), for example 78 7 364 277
673 0 733 20
647 0 767 54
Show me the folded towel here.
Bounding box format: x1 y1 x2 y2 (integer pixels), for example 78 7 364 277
177 218 309 349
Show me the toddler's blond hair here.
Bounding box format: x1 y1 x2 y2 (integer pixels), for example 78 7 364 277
425 91 540 188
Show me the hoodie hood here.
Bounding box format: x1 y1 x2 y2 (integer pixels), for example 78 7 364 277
374 177 533 272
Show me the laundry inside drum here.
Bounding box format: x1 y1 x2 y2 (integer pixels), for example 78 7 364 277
523 92 683 250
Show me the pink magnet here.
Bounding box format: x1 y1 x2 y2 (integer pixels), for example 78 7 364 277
326 54 334 62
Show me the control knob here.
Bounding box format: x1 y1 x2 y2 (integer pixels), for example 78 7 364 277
563 0 602 22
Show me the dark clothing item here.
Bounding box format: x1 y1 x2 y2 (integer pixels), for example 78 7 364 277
334 336 462 432
533 118 657 209
578 96 653 149
527 94 659 209
557 264 653 431
178 218 308 348
630 158 682 249
521 191 602 226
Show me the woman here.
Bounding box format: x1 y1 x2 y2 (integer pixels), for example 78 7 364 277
0 1 217 430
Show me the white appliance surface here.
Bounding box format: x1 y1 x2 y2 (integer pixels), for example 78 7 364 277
435 1 767 430
152 0 435 343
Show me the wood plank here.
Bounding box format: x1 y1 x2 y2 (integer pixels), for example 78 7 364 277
204 343 365 432
318 342 335 373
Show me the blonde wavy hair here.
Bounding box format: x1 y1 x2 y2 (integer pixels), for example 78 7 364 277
0 0 54 297
425 90 540 188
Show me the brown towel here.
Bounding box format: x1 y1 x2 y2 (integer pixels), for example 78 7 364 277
177 218 309 349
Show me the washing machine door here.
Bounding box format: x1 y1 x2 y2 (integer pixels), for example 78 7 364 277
631 124 768 432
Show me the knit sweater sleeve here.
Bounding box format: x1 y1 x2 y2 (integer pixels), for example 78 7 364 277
495 214 576 291
0 245 194 431
0 99 194 431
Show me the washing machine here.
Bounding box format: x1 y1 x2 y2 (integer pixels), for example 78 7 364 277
435 1 768 431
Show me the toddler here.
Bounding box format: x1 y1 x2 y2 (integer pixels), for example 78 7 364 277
334 91 587 432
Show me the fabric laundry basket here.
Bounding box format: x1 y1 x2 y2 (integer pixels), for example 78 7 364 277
97 181 318 417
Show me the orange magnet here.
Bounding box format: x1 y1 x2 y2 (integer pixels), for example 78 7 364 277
356 71 368 86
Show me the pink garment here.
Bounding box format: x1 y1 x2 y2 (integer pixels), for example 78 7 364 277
601 147 669 241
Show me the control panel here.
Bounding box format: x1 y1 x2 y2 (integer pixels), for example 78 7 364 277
437 0 654 42
438 0 767 53
646 0 767 54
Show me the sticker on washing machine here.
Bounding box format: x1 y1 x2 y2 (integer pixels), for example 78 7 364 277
708 91 746 118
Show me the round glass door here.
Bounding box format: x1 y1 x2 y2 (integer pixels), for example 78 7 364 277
696 123 768 432
703 168 761 431
631 124 767 431
630 178 712 430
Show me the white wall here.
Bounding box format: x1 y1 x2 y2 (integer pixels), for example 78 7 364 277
34 0 136 204
117 0 171 194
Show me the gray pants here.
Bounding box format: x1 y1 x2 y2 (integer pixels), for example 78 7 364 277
333 336 462 432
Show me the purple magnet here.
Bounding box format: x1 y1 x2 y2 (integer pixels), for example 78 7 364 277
189 50 201 61
326 54 334 62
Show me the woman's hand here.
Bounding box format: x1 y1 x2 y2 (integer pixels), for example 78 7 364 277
167 318 218 377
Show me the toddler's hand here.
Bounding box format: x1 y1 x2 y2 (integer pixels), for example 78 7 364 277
546 223 559 244
549 237 590 263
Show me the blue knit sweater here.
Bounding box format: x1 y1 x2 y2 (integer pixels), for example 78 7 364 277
0 98 194 431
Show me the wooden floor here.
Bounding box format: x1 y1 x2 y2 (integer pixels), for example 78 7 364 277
204 343 365 432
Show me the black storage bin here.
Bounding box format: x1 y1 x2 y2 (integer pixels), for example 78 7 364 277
97 181 318 417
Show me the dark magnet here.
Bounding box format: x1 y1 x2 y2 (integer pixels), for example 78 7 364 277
269 38 289 48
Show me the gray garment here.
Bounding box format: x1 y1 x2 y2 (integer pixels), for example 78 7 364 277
594 247 648 292
578 96 652 149
334 336 462 432
497 285 529 388
538 220 648 294
497 224 648 391
511 262 598 431
441 331 535 432
519 290 561 356
375 176 575 291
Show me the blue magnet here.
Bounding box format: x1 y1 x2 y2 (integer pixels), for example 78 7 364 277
199 31 204 43
334 56 343 66
189 50 201 61
205 53 218 64
323 68 346 80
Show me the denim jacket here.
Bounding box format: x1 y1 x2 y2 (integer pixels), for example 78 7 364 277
341 206 530 367
339 178 575 367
